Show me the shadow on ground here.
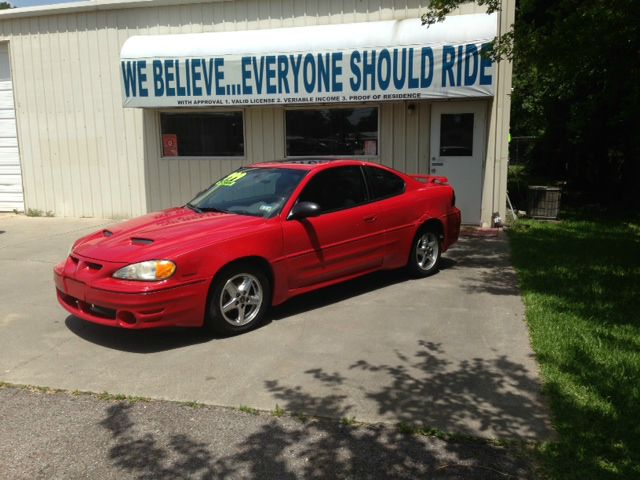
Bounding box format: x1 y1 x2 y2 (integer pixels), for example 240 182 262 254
64 257 457 352
64 316 212 353
449 236 522 297
86 234 546 476
264 339 551 440
268 262 454 321
99 356 536 479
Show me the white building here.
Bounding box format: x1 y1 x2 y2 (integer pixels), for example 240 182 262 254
0 0 514 226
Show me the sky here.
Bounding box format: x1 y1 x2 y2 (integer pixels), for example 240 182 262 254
10 0 81 7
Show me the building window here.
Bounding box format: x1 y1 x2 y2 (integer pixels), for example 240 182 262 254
160 112 244 157
439 113 474 156
286 107 378 157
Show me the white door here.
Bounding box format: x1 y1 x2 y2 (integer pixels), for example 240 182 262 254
0 44 23 212
430 102 487 225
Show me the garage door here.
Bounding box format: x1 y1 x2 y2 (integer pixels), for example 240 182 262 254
0 44 23 212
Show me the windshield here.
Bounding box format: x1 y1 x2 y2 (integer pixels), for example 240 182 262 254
188 167 307 218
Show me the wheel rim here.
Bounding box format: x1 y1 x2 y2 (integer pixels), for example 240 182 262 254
415 232 439 271
219 273 263 327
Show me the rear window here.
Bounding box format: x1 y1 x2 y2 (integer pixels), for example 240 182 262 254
364 166 405 200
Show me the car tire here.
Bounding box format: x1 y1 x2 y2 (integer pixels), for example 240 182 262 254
205 262 271 336
407 227 442 278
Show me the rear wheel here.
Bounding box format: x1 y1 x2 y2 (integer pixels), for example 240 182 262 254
407 228 442 277
205 263 271 336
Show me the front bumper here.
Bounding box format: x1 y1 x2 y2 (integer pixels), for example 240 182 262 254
54 255 209 329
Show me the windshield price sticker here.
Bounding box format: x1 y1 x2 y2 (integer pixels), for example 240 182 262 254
216 171 247 187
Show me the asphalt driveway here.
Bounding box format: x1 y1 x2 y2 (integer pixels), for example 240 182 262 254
0 215 552 440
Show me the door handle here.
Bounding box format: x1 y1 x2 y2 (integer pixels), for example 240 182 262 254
363 216 377 223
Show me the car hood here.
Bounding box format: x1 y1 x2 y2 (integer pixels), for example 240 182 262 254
73 207 269 263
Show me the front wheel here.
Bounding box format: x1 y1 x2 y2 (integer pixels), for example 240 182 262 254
407 229 442 277
205 263 271 336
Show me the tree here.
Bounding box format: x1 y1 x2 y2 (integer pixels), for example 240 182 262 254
424 0 640 207
0 2 13 9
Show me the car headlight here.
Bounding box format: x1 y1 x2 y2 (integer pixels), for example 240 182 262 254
113 260 176 281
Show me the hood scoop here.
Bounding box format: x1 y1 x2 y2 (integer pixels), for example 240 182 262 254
102 229 113 237
131 237 154 245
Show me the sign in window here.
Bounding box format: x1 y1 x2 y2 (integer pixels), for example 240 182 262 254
160 112 244 157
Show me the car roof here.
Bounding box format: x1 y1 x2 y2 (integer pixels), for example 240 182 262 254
249 159 376 171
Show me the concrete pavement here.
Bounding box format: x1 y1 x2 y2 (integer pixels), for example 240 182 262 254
0 215 552 440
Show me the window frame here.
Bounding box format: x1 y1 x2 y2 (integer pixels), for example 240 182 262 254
284 104 381 160
158 108 247 160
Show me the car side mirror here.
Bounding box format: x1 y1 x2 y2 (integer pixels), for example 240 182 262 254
288 201 321 220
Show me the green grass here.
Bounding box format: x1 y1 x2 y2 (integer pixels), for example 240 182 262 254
237 405 259 415
271 404 285 417
96 391 150 404
508 212 640 479
340 416 358 427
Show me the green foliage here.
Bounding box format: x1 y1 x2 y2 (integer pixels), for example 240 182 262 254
421 0 501 26
271 404 285 417
422 0 512 60
510 0 640 207
96 391 150 403
509 214 640 479
0 2 13 10
238 405 259 415
26 208 43 217
507 164 529 210
340 416 357 426
25 208 54 217
424 0 640 207
292 412 308 423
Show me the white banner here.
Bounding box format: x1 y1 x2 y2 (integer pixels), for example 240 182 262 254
120 14 497 108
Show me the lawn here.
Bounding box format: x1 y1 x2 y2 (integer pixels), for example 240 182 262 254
508 212 640 479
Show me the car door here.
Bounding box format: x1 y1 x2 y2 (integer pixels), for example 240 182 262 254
282 165 383 290
363 165 417 268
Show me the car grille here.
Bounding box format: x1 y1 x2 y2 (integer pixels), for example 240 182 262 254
58 290 116 320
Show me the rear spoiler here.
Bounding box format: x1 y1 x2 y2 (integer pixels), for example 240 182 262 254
411 174 449 185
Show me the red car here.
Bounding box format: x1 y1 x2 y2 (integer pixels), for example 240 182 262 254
54 160 460 335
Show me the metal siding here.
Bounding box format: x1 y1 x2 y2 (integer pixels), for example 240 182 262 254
4 10 150 217
417 101 430 174
0 42 24 211
379 102 394 167
392 102 407 172
2 0 498 217
405 103 419 174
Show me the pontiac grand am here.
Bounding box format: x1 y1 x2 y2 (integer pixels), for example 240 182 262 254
54 159 460 335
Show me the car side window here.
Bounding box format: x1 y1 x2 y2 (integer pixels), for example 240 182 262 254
364 166 405 201
297 166 367 214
